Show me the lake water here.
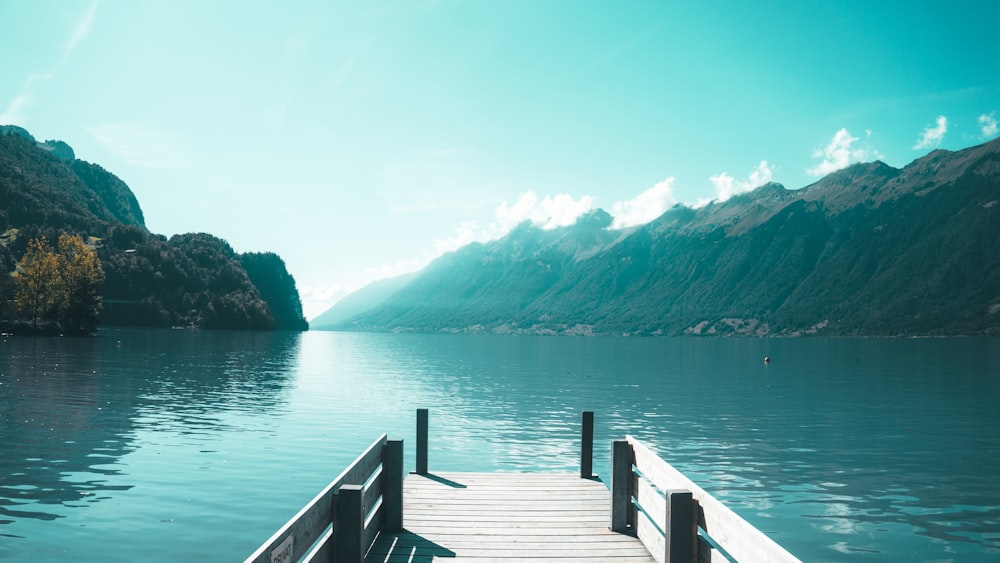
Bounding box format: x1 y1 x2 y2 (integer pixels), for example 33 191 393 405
0 329 998 562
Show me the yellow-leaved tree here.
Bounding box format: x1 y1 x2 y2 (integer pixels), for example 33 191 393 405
14 237 64 329
14 234 105 334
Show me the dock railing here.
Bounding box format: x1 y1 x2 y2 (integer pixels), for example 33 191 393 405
246 412 799 563
414 408 598 478
244 434 403 563
612 435 800 563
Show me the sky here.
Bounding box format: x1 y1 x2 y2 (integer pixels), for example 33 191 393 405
2 1 999 320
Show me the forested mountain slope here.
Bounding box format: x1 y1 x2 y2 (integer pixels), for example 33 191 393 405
322 138 1000 336
1 126 307 330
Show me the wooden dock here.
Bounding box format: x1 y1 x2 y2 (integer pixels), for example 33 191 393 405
246 410 800 563
366 472 655 562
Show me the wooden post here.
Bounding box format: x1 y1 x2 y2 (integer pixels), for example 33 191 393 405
611 439 633 533
665 489 695 563
384 439 404 532
333 484 365 563
416 408 428 474
581 411 594 479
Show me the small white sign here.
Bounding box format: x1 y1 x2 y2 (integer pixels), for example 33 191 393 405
270 535 294 563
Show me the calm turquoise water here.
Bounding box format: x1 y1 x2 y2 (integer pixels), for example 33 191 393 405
1 330 998 562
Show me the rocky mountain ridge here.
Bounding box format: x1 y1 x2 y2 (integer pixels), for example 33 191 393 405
315 137 1000 336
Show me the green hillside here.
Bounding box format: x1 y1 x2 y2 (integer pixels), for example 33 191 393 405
1 126 307 331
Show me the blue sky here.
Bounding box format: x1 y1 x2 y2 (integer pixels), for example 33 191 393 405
2 1 999 319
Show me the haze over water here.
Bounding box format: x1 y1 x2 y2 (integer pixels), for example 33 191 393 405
1 330 998 562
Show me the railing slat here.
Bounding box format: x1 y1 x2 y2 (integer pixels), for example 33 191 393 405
244 434 388 563
626 436 800 563
636 509 667 563
363 466 384 517
635 475 665 534
302 527 332 563
244 485 332 563
363 499 384 555
697 536 727 563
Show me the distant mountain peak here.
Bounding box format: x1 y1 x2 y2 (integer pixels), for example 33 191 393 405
800 160 901 213
757 180 789 193
810 160 900 188
573 208 613 229
726 181 791 205
2 125 76 161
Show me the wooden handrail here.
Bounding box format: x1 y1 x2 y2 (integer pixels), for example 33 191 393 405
612 436 800 563
246 413 798 562
414 408 596 478
244 434 403 563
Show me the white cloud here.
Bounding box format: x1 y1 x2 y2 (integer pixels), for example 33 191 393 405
807 128 879 177
354 191 598 292
0 72 55 126
66 1 99 56
748 160 774 187
432 220 484 255
357 230 479 290
348 178 686 305
709 160 774 202
0 94 31 125
980 112 998 138
359 222 494 291
913 115 948 150
496 191 594 231
610 178 677 229
354 180 681 296
1 2 96 125
709 173 736 201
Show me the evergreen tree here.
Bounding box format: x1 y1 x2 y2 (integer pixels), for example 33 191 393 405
57 233 105 334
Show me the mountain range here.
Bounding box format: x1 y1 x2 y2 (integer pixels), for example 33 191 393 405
314 138 1000 336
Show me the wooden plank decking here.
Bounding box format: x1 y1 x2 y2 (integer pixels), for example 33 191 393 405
365 472 655 563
